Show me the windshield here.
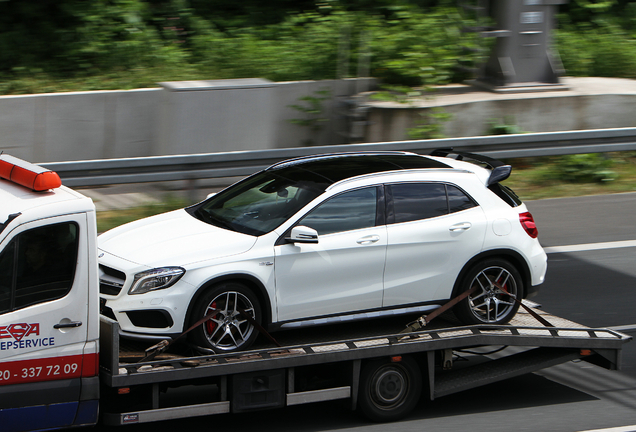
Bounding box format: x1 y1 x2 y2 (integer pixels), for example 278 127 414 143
189 171 326 236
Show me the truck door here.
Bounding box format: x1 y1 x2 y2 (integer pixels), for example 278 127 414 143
0 214 96 432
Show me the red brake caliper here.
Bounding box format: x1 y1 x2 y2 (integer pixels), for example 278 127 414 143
206 302 217 333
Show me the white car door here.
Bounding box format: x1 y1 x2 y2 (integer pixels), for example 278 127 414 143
383 182 487 307
274 187 387 322
0 215 91 429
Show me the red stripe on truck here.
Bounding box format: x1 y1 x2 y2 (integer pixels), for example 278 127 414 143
0 353 98 386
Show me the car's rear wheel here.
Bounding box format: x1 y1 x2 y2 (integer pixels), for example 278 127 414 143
190 282 261 353
454 258 522 325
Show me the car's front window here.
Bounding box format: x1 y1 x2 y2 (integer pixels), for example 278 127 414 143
190 171 325 236
299 187 378 235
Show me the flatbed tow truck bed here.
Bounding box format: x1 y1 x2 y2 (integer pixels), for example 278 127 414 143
98 304 631 425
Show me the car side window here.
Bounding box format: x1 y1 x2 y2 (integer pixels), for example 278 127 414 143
390 183 448 224
389 183 477 224
0 222 79 315
299 187 378 235
447 184 477 213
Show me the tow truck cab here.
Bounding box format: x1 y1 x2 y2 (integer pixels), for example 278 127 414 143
0 155 100 431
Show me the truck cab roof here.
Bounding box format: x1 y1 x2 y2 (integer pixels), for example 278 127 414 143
0 179 94 233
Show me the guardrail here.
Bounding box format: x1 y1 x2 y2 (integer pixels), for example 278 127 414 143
42 127 636 187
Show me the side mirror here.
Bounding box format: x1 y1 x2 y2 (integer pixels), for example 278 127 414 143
286 226 319 244
206 192 217 200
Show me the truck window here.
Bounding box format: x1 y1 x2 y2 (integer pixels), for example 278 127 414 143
0 222 79 314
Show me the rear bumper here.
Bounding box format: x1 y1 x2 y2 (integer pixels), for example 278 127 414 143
526 243 547 298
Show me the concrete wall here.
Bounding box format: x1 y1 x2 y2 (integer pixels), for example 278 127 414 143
0 89 159 163
0 78 376 163
363 77 636 141
5 76 632 163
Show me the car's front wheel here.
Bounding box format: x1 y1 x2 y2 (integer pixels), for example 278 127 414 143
190 282 261 353
454 258 522 325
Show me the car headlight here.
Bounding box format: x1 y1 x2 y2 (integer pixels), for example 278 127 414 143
129 267 185 295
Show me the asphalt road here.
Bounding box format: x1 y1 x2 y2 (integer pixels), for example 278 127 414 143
96 192 636 432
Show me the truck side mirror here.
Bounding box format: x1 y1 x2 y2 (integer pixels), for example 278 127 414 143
286 226 319 244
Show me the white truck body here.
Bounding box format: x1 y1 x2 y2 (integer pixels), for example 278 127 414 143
0 156 629 431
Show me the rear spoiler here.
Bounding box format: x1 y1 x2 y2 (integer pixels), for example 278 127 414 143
430 148 512 186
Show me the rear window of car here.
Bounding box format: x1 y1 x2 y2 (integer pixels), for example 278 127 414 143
388 182 477 224
489 183 522 207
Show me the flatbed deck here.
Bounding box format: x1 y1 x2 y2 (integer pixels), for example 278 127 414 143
101 304 629 385
97 305 630 425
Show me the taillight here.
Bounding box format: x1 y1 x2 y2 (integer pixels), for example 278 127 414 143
519 212 538 238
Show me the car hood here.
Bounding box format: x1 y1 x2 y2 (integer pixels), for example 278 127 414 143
98 209 257 267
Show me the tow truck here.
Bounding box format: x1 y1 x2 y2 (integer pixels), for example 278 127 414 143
0 154 630 431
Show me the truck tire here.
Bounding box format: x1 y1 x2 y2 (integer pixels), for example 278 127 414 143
454 258 522 325
358 356 422 422
190 282 261 353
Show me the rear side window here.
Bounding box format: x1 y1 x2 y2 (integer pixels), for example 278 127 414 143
0 222 79 315
489 183 522 207
389 183 477 224
447 184 477 213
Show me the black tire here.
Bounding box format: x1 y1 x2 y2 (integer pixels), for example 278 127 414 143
454 258 523 325
190 282 261 353
358 356 422 422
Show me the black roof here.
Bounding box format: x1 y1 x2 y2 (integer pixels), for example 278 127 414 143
267 153 450 187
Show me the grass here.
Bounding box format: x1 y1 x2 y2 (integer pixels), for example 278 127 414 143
503 153 636 201
96 196 189 233
94 153 636 232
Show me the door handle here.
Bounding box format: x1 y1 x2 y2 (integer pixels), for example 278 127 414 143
357 235 380 245
449 222 472 232
54 321 83 329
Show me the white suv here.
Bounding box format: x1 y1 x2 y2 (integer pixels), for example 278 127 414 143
98 150 547 352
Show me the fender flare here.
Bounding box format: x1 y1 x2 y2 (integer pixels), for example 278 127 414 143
451 249 532 299
185 274 274 331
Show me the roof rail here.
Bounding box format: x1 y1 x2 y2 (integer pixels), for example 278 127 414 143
430 148 512 185
267 151 415 170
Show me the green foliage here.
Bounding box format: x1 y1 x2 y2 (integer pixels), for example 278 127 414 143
487 118 526 135
0 1 481 94
369 85 431 103
556 23 636 78
288 88 331 146
407 108 452 140
2 0 636 95
96 195 188 233
526 153 617 185
369 85 452 139
559 153 617 183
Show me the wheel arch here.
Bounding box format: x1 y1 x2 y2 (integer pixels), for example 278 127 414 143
185 274 273 330
451 249 532 299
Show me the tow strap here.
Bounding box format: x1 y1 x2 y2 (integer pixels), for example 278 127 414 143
139 308 281 363
401 281 553 334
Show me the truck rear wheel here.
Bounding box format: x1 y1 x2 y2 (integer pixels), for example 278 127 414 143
190 282 261 353
358 356 422 422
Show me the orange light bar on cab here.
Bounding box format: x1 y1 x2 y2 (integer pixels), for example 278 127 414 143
0 154 62 191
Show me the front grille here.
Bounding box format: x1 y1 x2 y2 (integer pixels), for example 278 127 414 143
99 265 126 296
